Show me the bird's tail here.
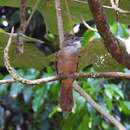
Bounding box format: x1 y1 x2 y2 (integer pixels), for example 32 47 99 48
59 79 74 112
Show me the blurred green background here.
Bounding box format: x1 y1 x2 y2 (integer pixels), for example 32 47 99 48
0 0 130 130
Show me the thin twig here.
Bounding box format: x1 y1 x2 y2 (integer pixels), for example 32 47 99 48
6 32 44 43
110 0 129 15
2 62 130 85
0 75 59 85
73 81 126 130
82 19 97 32
0 79 15 84
3 28 47 85
55 0 64 48
73 0 130 14
25 0 40 31
64 0 73 33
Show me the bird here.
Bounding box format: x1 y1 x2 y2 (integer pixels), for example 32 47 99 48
57 33 81 112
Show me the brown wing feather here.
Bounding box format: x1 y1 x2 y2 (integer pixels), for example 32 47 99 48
57 47 78 112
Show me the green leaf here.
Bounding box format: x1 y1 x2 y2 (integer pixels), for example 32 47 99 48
77 115 90 130
111 22 129 38
74 91 85 112
17 69 25 76
10 82 24 98
116 23 129 38
62 108 87 130
101 121 109 130
0 84 8 96
23 68 40 79
112 85 124 99
81 31 94 47
111 22 118 35
119 101 130 115
48 83 59 100
23 87 33 103
104 85 113 100
104 84 124 100
86 78 101 96
48 106 59 118
46 67 54 75
104 96 113 111
0 75 11 95
32 85 48 112
0 106 5 129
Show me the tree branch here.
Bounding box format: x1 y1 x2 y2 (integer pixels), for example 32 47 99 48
19 0 26 33
0 1 127 130
1 26 127 130
3 27 130 85
25 0 40 31
73 0 130 14
16 0 27 55
73 81 125 130
3 27 57 85
55 0 64 48
87 0 130 69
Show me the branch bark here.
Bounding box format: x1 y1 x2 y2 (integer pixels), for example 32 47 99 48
16 0 27 55
73 81 125 130
55 0 64 48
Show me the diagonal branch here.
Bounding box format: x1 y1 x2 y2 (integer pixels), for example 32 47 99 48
73 81 125 130
87 0 130 69
25 0 40 32
1 27 127 130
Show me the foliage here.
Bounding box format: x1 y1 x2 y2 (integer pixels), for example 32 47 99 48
0 67 130 129
0 1 130 130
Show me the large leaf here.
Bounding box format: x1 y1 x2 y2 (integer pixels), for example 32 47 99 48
0 0 130 33
119 101 130 115
10 82 24 98
32 85 48 112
